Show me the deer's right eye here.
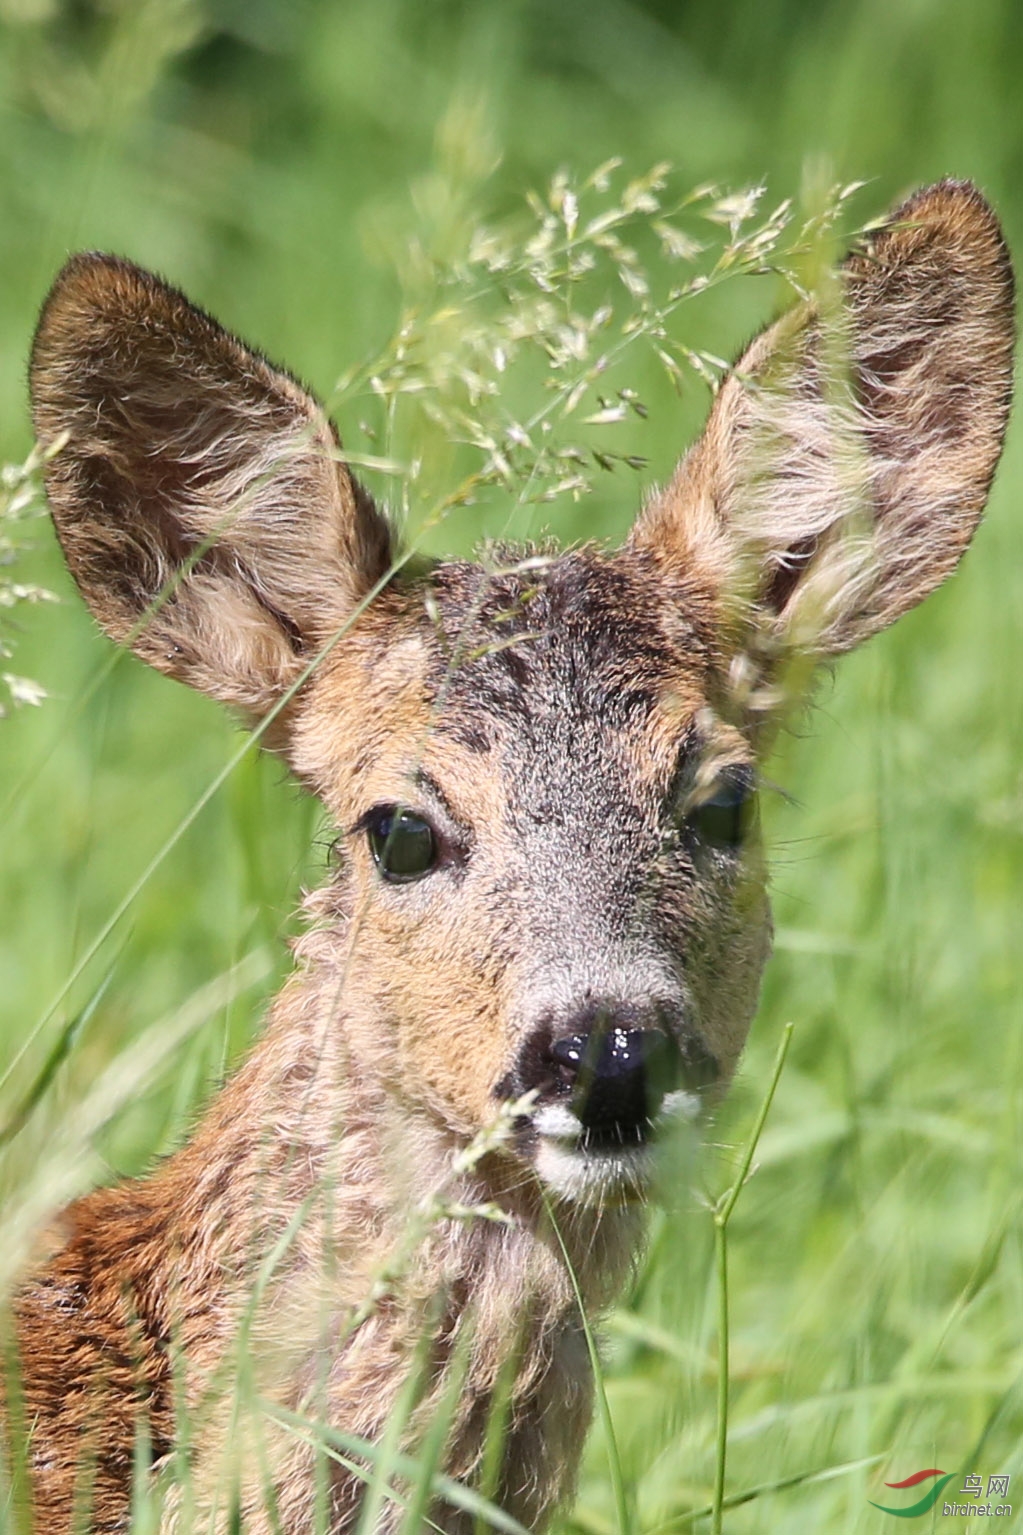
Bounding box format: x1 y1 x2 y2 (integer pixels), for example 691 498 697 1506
686 770 757 851
366 806 438 884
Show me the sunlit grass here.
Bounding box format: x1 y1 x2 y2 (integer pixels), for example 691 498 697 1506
0 2 1021 1530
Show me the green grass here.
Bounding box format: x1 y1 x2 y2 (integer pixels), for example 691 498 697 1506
1 1 1022 1530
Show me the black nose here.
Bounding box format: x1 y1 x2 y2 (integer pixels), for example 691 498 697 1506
549 1027 678 1147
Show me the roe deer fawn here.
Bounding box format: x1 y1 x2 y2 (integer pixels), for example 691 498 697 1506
4 179 1014 1533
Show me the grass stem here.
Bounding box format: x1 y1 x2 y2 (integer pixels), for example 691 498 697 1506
710 1021 794 1535
545 1196 633 1535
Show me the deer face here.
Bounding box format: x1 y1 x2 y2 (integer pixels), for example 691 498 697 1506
293 550 771 1204
29 181 1014 1206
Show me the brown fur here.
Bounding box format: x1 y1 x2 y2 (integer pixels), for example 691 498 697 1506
5 180 1014 1532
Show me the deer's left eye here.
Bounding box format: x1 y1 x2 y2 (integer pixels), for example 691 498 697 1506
367 807 438 883
688 775 756 850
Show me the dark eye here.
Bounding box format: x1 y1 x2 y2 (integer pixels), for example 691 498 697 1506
367 806 438 884
688 774 756 850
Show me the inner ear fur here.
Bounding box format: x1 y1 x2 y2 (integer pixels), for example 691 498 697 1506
631 179 1016 663
31 253 392 720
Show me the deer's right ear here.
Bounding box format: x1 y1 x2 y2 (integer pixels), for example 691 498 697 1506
31 253 391 724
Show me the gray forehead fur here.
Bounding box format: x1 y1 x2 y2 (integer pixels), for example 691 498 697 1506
422 546 712 745
411 548 735 1010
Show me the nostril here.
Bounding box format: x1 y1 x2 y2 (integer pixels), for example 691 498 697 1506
549 1033 589 1089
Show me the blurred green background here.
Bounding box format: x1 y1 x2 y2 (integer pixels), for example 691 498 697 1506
0 1 1021 1530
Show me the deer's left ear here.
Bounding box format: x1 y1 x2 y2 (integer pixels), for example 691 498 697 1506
630 180 1015 662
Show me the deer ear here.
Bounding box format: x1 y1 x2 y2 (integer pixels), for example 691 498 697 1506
631 180 1015 667
31 253 392 724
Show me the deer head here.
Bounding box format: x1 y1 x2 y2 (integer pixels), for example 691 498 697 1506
31 181 1014 1208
